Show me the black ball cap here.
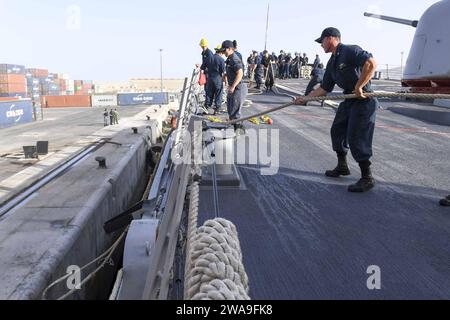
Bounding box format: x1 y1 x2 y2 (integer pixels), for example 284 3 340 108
315 27 341 43
221 40 234 50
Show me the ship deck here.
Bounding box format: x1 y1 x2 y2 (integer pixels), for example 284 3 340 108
197 79 450 299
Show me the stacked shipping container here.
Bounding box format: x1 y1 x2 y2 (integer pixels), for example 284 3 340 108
74 80 93 95
26 68 49 101
0 64 27 98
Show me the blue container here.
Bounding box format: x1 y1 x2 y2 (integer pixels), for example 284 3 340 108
38 77 53 85
0 100 33 128
28 84 40 92
27 77 40 86
0 64 26 75
41 83 60 91
117 93 169 106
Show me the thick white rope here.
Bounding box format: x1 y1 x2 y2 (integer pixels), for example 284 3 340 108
184 180 200 288
185 218 250 300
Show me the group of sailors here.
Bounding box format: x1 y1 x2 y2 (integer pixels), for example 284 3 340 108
198 38 327 126
198 39 247 131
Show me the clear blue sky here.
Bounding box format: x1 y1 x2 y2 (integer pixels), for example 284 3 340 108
0 0 439 81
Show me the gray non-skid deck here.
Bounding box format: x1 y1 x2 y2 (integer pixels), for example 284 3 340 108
198 80 450 299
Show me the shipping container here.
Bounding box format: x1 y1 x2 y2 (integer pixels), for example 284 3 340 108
42 92 60 97
0 74 26 84
74 91 89 96
27 85 40 93
29 94 41 102
0 83 27 94
0 99 33 128
0 64 26 75
0 93 27 98
117 93 169 106
41 95 91 108
26 68 49 78
38 77 54 85
48 73 58 79
41 83 60 91
91 95 118 107
26 77 40 86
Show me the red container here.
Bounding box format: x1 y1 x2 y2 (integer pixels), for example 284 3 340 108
26 68 49 78
0 83 27 94
41 95 92 108
57 79 67 91
0 74 26 84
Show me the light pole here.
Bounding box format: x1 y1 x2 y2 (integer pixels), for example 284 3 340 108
264 3 270 51
159 49 163 92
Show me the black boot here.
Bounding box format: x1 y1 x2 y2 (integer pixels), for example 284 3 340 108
348 160 375 193
439 195 450 207
325 154 351 178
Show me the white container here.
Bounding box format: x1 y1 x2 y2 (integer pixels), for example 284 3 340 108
91 94 118 107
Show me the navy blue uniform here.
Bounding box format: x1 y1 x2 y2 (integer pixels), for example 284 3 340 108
305 67 325 96
321 43 379 162
263 56 275 90
201 48 214 107
235 51 243 63
313 57 321 70
254 54 264 88
206 54 226 109
226 52 248 120
200 48 214 72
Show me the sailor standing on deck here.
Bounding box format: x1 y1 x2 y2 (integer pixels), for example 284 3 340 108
199 38 214 108
304 63 325 96
294 27 379 193
221 40 248 132
208 45 226 114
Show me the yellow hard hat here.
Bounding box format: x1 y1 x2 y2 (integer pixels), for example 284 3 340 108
199 38 208 47
215 44 222 51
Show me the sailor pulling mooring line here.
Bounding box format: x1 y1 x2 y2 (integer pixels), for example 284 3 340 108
224 27 450 194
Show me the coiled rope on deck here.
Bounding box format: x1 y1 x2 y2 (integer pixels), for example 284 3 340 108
184 178 250 300
226 92 450 125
